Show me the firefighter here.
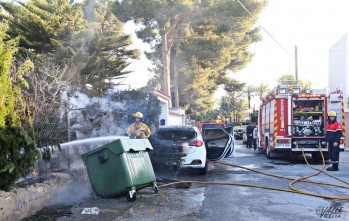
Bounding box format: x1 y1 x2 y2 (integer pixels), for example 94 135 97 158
246 123 255 149
253 125 258 150
325 111 342 171
127 112 152 139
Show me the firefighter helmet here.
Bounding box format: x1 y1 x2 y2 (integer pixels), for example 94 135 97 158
133 112 143 118
328 111 337 117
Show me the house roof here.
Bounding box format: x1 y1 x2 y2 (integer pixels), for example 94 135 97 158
153 90 171 101
169 111 183 117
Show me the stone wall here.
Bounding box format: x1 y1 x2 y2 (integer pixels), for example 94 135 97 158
0 170 90 221
0 137 121 220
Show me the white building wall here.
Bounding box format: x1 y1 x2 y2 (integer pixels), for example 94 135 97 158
157 96 169 127
329 33 349 112
169 108 186 125
168 115 183 126
153 91 186 127
329 33 349 148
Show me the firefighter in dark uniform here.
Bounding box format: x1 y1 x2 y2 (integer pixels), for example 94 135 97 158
325 111 342 171
246 123 255 149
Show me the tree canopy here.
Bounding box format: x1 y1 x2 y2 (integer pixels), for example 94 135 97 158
113 0 266 118
0 0 139 95
0 0 85 60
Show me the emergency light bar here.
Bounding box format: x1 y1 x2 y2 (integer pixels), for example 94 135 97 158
297 94 322 98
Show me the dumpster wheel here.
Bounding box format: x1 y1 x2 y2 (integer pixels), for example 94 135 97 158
153 184 159 194
126 189 136 202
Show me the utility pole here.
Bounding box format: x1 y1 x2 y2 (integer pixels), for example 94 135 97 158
295 45 299 81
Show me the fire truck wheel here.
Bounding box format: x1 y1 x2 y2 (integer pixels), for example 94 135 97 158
323 153 330 161
257 146 263 154
311 153 320 162
312 153 329 162
266 144 273 159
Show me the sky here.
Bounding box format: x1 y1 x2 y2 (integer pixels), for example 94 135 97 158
121 0 349 92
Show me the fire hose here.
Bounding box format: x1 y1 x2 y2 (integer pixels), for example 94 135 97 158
156 146 349 200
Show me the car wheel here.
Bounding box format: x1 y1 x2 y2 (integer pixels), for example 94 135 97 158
198 161 208 175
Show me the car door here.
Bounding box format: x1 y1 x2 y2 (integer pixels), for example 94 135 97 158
203 128 233 161
223 127 234 157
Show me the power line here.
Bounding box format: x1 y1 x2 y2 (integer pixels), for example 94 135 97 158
236 0 295 59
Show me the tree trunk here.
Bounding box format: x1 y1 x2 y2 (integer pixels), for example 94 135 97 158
248 95 251 109
162 32 172 108
173 52 179 108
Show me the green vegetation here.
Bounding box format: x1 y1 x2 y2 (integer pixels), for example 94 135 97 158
0 0 138 95
0 22 39 191
277 74 312 93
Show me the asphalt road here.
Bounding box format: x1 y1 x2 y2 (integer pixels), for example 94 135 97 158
28 141 349 221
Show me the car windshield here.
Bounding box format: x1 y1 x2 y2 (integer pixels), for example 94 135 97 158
155 129 196 141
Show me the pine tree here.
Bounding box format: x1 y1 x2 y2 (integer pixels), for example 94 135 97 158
113 0 266 117
0 22 39 191
0 0 85 62
77 0 140 95
113 0 199 107
176 0 265 118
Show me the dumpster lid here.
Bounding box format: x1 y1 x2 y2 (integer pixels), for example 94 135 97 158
81 138 153 158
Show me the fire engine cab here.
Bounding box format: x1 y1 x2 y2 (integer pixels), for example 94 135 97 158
258 82 345 160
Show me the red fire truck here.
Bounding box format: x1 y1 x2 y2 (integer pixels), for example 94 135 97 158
258 83 345 160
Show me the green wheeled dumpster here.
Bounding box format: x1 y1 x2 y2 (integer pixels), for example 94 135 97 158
81 138 158 202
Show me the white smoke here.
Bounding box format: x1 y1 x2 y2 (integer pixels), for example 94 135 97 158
50 183 92 205
60 90 129 140
59 136 128 170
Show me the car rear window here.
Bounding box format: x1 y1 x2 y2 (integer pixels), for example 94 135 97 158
155 129 196 141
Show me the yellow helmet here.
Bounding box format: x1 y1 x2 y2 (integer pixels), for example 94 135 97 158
328 111 337 117
133 112 143 118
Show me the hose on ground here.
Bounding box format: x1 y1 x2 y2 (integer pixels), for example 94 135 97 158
156 146 349 200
